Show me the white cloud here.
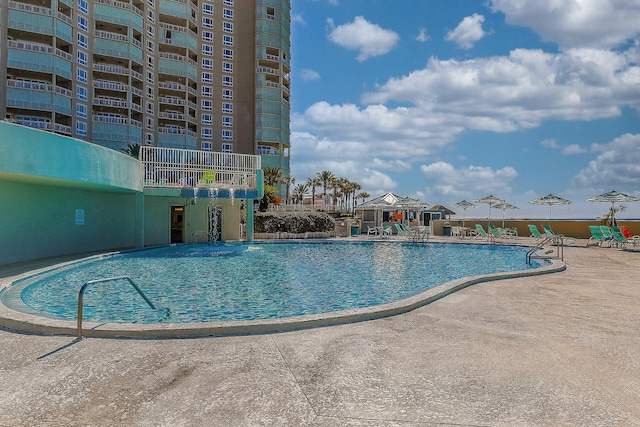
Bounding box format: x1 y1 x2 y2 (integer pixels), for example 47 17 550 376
416 27 430 43
489 0 640 50
361 48 640 132
327 16 399 61
369 158 412 172
445 13 486 49
541 138 588 154
572 133 640 189
420 162 518 197
300 69 321 81
291 13 305 25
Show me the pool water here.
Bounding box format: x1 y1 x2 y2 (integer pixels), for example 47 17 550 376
18 241 547 324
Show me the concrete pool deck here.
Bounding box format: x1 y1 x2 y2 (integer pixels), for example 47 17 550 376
0 242 639 426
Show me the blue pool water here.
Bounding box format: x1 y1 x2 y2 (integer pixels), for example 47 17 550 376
17 241 547 324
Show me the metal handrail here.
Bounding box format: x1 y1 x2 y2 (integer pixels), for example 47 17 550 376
77 276 156 338
526 234 564 264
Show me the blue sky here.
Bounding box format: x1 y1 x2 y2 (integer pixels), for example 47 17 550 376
287 0 640 219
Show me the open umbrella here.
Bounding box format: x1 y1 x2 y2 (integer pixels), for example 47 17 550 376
587 189 640 226
493 202 519 228
473 194 506 224
529 193 573 219
452 200 477 226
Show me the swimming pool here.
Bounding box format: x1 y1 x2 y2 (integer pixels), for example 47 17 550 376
9 241 550 327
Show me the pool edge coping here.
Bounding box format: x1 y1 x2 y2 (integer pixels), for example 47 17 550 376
0 244 566 339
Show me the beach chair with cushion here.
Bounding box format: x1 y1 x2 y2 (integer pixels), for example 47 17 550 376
611 227 640 249
620 225 639 240
587 225 611 247
528 224 544 242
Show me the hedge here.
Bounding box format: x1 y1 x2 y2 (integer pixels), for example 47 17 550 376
254 212 335 233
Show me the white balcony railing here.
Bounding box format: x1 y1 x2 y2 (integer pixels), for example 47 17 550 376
140 146 261 189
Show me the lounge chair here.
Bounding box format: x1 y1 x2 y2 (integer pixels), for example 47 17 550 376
542 225 556 236
488 225 507 240
475 224 495 242
366 226 379 237
381 225 392 237
451 226 461 238
394 223 410 238
611 227 640 249
528 224 544 242
409 226 430 243
600 226 614 241
587 225 611 247
620 225 639 240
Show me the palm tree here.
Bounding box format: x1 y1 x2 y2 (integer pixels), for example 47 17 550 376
346 181 362 213
292 183 309 204
120 143 141 159
316 170 335 205
284 175 295 205
356 192 370 205
306 177 321 206
262 167 284 187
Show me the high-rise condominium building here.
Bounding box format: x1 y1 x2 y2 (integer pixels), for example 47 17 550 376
0 0 290 173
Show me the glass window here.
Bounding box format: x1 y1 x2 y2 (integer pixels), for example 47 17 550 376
223 0 234 6
202 100 213 110
201 128 212 139
222 143 233 153
78 0 88 13
202 86 213 97
202 4 213 14
222 89 233 100
222 130 232 141
77 16 88 31
202 45 213 56
223 9 233 19
202 58 213 69
147 40 154 52
222 62 233 73
223 22 233 33
222 116 232 127
76 103 87 118
223 48 233 59
201 113 212 125
222 75 233 86
147 10 155 22
77 50 88 66
147 25 155 37
202 72 213 83
201 141 212 151
203 17 213 28
147 55 154 68
77 68 87 83
202 31 213 42
76 86 87 100
77 33 88 49
223 35 233 46
76 121 87 136
222 102 233 113
147 71 154 83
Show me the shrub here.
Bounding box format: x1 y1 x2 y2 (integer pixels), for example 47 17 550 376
254 212 335 233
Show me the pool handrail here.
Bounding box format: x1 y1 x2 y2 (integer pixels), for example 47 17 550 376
77 276 156 338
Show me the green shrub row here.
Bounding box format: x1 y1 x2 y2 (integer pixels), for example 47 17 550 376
254 212 336 233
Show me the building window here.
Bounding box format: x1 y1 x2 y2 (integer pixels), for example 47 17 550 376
223 0 234 6
222 130 232 141
222 62 233 73
147 40 154 52
76 86 87 100
201 113 212 125
202 45 213 56
147 55 154 68
147 71 154 83
202 72 213 83
222 75 233 86
78 0 89 13
76 121 87 136
77 68 87 83
202 3 213 14
77 50 88 66
222 89 233 100
202 58 213 69
222 116 232 127
147 0 154 6
222 143 233 153
202 31 213 42
147 87 154 99
201 141 212 151
147 25 155 37
223 9 233 20
202 100 213 110
145 133 154 145
223 35 233 46
77 16 88 31
201 128 212 139
203 17 213 28
223 22 233 33
146 102 154 113
222 48 233 59
202 86 213 97
76 103 87 118
147 10 155 22
77 33 88 49
222 102 233 113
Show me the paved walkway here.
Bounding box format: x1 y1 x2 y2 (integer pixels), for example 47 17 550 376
1 245 639 426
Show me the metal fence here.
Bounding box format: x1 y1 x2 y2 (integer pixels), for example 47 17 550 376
139 146 261 188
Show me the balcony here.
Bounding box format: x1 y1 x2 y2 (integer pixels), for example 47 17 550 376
140 146 262 191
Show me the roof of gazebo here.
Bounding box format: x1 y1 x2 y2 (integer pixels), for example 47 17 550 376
356 192 429 210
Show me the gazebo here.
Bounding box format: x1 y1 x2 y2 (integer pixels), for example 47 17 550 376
355 192 431 230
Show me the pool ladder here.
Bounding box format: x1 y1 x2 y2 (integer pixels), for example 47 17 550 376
526 235 564 264
77 276 158 338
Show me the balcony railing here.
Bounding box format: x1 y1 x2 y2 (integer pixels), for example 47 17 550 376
140 146 262 189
